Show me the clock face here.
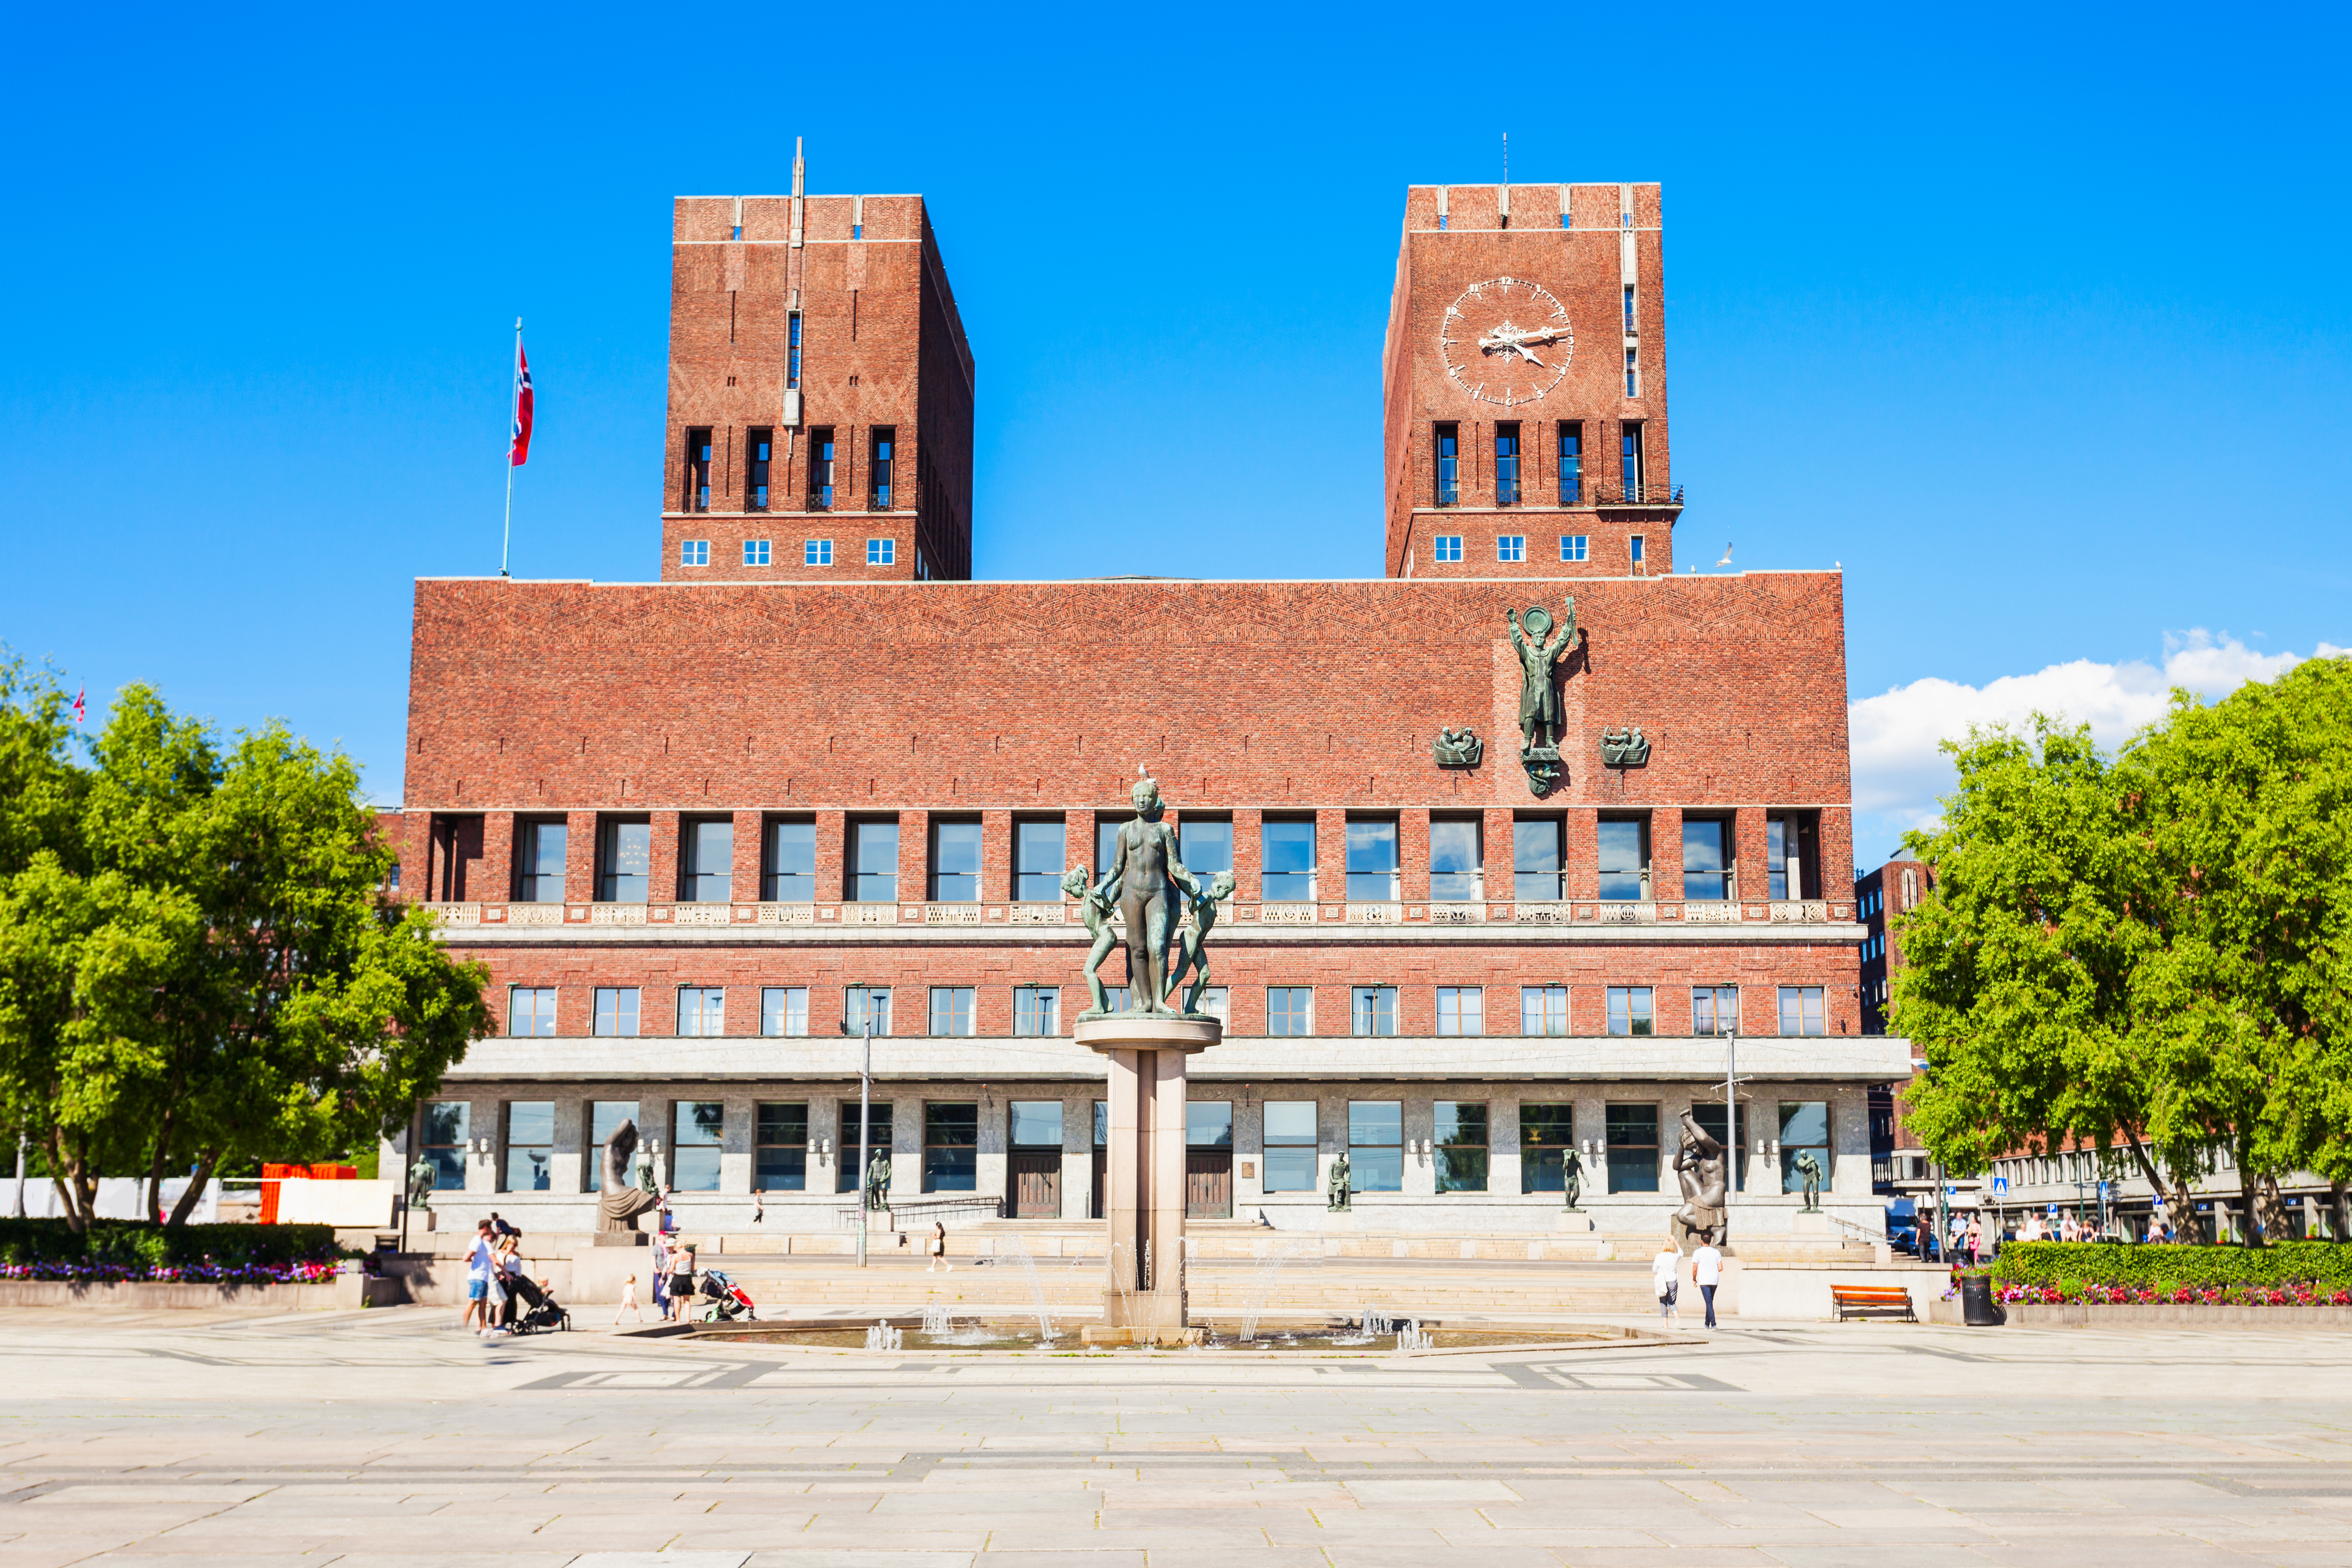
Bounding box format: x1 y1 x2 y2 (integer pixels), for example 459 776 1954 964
1440 277 1572 406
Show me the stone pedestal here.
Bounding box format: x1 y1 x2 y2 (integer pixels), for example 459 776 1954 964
1078 1014 1220 1341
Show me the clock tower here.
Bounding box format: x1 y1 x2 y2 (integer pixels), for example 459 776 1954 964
1381 182 1678 580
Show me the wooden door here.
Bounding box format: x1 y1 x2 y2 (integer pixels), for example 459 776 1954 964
1186 1150 1233 1219
1009 1149 1060 1219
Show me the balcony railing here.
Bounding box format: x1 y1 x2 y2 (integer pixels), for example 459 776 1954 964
1597 482 1685 507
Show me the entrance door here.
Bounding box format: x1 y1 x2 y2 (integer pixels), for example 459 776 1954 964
1009 1149 1061 1219
1186 1150 1233 1219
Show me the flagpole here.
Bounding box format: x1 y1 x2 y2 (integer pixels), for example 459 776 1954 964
501 316 520 577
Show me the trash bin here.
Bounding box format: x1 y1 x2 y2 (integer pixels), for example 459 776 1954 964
1960 1275 2003 1326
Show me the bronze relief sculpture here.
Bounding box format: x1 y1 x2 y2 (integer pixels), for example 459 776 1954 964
1433 727 1484 767
1599 725 1650 767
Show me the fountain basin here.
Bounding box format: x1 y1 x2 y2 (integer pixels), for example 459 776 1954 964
686 1315 1672 1355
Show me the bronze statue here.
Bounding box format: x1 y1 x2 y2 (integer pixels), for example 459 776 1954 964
405 1154 436 1212
597 1118 661 1233
1562 1145 1584 1210
1506 598 1578 754
862 1151 892 1212
1163 870 1237 1017
1090 778 1202 1016
1064 862 1124 1017
1795 1150 1824 1211
1327 1151 1352 1212
1670 1109 1727 1254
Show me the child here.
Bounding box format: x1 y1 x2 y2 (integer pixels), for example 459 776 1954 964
615 1272 643 1326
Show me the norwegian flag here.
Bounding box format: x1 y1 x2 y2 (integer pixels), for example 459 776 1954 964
508 336 534 467
72 688 85 725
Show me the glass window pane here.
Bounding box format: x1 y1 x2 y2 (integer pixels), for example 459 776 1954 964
1262 1146 1318 1191
590 1101 638 1147
1186 1102 1233 1148
601 820 651 902
1514 818 1562 900
1096 819 1122 883
756 1102 808 1145
505 1147 551 1191
1010 1101 1064 1147
1430 819 1481 901
1351 986 1397 1037
766 820 816 901
1014 820 1066 901
1434 1101 1488 1196
685 820 732 901
1179 819 1233 875
1598 819 1647 900
1263 1101 1318 1142
675 1101 724 1145
852 821 898 902
1606 1103 1660 1193
1348 1101 1401 1146
506 1101 553 1144
1683 819 1730 901
1262 820 1315 900
672 1147 721 1191
931 820 980 902
837 1103 892 1194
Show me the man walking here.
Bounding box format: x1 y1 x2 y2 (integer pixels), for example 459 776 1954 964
1689 1236 1723 1329
460 1220 496 1333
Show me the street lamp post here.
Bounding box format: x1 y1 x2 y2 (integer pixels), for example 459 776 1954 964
841 995 876 1269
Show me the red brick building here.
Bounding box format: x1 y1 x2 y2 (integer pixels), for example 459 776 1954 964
387 172 1901 1240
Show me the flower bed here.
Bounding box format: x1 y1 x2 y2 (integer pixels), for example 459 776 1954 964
1996 1280 2352 1307
0 1218 345 1285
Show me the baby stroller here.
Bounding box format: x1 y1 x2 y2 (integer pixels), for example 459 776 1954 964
503 1272 572 1334
697 1266 758 1323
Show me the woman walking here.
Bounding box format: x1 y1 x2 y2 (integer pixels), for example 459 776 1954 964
927 1221 951 1273
1651 1240 1680 1321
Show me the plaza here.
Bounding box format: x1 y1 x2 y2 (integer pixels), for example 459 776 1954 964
2 1306 2349 1567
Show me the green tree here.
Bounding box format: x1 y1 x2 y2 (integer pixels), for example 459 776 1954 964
0 672 490 1229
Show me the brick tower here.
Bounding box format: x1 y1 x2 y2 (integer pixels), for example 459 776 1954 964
1382 182 1680 580
661 142 976 583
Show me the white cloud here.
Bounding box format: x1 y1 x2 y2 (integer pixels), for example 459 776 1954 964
1849 630 2346 864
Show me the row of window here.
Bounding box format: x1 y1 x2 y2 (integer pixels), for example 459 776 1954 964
1433 421 1648 508
683 425 895 514
506 982 1830 1039
423 1096 1832 1199
484 812 1823 907
1434 532 1638 567
680 536 895 568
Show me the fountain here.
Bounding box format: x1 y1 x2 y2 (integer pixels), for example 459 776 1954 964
1236 1237 1320 1341
1394 1320 1433 1352
920 1302 954 1337
863 1319 903 1352
989 1233 1058 1343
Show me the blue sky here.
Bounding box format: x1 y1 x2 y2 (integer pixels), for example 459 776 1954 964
1 2 2345 868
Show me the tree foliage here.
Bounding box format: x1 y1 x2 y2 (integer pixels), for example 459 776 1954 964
0 661 490 1230
1896 657 2352 1241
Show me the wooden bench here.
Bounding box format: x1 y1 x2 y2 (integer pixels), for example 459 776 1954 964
1831 1284 1918 1322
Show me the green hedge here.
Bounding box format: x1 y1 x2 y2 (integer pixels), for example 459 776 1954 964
0 1218 342 1271
1992 1240 2352 1291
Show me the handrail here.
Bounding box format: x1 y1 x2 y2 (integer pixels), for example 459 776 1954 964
1821 1211 1890 1245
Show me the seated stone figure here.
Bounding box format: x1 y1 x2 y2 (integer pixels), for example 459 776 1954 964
598 1119 662 1233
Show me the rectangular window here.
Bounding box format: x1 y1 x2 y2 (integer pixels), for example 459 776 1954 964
867 537 895 565
1194 985 1229 1022
597 818 651 903
764 818 815 901
681 818 732 903
673 1100 723 1192
850 819 898 902
505 1101 553 1191
677 986 725 1037
1692 985 1739 1036
685 427 712 512
760 986 808 1037
1011 1100 1064 1148
1606 985 1654 1037
1560 533 1589 562
1433 535 1463 562
1435 1101 1488 1193
508 985 556 1037
807 427 836 510
1779 1101 1831 1194
924 1102 978 1192
1261 818 1316 902
1624 345 1640 398
514 819 566 903
1262 1101 1318 1192
1434 423 1459 506
746 427 773 511
844 985 892 1036
1095 818 1122 888
593 987 640 1037
786 312 802 389
1178 816 1233 878
1266 986 1314 1037
1519 1102 1576 1193
1623 284 1636 333
1436 985 1484 1037
1011 819 1065 902
1630 534 1645 570
1607 1102 1660 1193
421 1101 469 1190
1513 817 1563 901
1497 534 1527 562
1767 812 1819 900
1344 818 1399 901
870 427 895 509
1429 817 1482 901
756 1101 807 1191
1598 817 1650 900
804 538 833 566
1682 818 1731 902
836 1101 892 1194
1350 985 1398 1037
929 819 980 902
1494 422 1521 506
1692 1101 1748 1189
1778 985 1827 1037
1349 1101 1403 1193
1014 985 1061 1037
1520 984 1568 1037
1622 421 1645 500
927 986 976 1038
743 538 771 566
589 1101 638 1172
680 539 709 566
1558 420 1583 505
